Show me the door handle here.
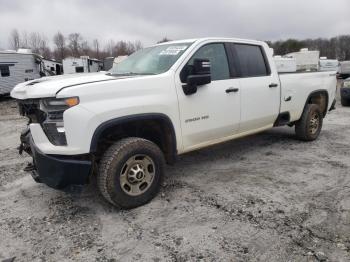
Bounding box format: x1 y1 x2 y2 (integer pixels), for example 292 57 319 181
269 83 278 88
225 87 239 93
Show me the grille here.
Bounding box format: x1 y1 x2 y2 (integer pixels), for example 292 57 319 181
17 99 46 123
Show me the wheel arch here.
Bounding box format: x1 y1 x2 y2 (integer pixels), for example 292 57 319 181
303 89 329 117
90 113 177 164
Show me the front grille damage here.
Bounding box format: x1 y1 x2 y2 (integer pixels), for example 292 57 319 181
18 99 46 124
17 99 67 146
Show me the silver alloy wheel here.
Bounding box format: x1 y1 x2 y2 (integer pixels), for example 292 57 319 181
120 154 155 196
309 112 320 135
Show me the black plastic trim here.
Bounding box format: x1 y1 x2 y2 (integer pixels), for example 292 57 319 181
90 113 178 161
28 135 92 189
303 89 329 117
273 112 290 127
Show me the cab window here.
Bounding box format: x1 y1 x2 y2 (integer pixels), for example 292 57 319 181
183 43 230 81
234 44 270 77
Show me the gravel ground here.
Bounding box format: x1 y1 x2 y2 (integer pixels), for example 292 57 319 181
0 92 349 262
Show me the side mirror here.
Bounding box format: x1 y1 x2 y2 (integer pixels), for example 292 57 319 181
182 58 211 95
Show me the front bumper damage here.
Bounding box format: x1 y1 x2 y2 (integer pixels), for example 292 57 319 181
20 128 92 189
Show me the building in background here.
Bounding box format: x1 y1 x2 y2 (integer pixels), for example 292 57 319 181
62 56 103 74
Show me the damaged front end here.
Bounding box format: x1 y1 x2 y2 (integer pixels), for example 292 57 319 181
17 99 43 156
16 98 92 189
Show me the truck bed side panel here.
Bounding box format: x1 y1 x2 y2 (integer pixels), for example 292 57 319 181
279 71 336 122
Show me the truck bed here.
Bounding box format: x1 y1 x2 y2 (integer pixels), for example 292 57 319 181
279 71 337 122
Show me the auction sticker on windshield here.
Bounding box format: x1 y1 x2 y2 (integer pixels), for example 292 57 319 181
159 46 188 55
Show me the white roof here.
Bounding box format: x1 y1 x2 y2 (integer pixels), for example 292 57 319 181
154 37 265 47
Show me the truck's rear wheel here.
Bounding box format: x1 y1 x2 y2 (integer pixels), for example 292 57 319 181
98 138 165 209
295 104 323 141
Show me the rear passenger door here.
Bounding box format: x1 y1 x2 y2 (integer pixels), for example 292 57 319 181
230 43 280 132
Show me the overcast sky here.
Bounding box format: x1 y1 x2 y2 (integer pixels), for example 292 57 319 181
0 0 349 49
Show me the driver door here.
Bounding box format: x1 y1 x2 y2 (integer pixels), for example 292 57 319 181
175 43 241 151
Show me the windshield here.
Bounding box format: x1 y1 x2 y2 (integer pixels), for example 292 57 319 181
108 42 192 75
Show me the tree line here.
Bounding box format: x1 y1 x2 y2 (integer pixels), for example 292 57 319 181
8 29 144 62
7 28 350 61
268 35 350 60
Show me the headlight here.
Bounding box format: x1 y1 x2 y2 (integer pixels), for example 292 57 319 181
40 97 79 146
343 81 350 88
42 97 79 110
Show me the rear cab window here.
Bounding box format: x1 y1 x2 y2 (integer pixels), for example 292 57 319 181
232 44 270 77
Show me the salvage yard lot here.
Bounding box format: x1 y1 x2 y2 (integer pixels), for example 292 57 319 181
0 96 349 261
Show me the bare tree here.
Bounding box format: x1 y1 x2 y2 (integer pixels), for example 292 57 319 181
105 39 115 57
9 29 20 50
93 39 100 59
53 31 66 61
134 40 143 51
39 35 51 58
157 37 171 44
29 32 42 54
81 40 90 56
114 41 129 56
20 31 30 48
68 33 83 57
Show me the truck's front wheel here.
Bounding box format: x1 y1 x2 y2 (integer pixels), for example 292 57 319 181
98 138 165 209
295 104 323 141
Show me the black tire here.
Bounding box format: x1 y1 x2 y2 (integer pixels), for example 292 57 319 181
98 137 165 209
295 104 323 141
341 97 350 107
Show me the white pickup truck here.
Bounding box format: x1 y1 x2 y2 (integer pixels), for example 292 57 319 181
11 37 336 208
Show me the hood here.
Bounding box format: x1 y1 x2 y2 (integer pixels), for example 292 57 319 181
11 72 119 100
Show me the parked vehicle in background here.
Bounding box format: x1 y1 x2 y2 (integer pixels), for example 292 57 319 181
0 49 60 96
274 56 297 73
62 56 103 74
11 37 337 209
338 61 350 79
340 78 350 106
319 57 339 72
285 48 320 71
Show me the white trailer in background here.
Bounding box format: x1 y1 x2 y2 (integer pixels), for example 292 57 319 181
338 61 350 79
0 49 62 95
42 59 63 76
62 56 102 74
274 56 297 73
0 49 42 95
286 48 320 72
318 57 339 72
